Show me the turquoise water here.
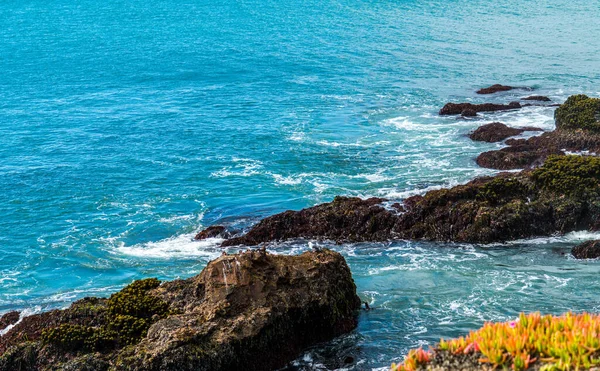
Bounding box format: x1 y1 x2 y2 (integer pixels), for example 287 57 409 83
2 0 600 368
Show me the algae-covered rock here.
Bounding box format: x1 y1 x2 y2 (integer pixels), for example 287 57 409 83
474 95 600 170
0 250 360 371
555 94 600 132
217 155 600 245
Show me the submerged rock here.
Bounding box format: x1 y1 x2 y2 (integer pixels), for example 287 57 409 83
0 250 360 371
522 95 551 102
439 101 521 115
468 122 542 143
572 240 600 259
476 84 513 94
194 225 229 240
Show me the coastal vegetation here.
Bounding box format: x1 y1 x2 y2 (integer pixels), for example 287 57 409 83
392 312 600 371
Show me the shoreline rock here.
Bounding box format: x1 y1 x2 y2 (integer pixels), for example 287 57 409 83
216 155 600 246
475 94 600 170
0 250 360 371
0 312 19 332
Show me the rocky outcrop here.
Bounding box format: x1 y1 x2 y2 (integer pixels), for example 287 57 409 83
217 155 600 245
468 122 542 143
439 101 521 115
194 225 229 240
572 240 600 259
476 84 513 94
475 95 600 170
222 196 398 247
0 250 360 371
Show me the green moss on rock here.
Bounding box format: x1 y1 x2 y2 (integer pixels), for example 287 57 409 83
41 278 170 353
555 94 600 132
532 155 600 195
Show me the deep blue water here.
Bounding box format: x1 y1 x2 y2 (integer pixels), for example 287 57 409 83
2 0 600 369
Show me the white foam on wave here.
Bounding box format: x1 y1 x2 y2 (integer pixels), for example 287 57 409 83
0 306 42 336
504 230 600 245
210 158 264 178
112 233 223 259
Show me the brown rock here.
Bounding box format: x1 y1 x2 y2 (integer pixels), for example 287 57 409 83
476 84 514 94
522 95 551 102
439 102 521 115
0 250 360 371
572 240 600 259
0 312 19 332
194 225 229 240
461 108 477 117
469 122 524 143
221 196 398 247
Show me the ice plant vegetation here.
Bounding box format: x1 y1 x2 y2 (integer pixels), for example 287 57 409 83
391 312 600 371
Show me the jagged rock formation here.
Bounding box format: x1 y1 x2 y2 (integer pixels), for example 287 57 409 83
0 250 360 371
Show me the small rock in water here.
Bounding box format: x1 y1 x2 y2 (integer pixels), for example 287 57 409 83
476 84 513 94
522 95 552 102
194 225 229 240
572 240 600 259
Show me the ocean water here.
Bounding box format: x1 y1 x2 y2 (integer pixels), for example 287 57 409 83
1 0 600 368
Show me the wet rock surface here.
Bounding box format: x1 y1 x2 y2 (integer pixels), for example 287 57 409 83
194 225 229 240
218 155 600 245
475 95 600 169
0 250 360 371
522 95 551 102
476 84 514 94
439 101 521 115
222 196 398 246
572 240 600 259
468 122 542 143
0 312 19 332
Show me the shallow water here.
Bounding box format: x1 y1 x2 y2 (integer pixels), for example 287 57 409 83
1 0 600 369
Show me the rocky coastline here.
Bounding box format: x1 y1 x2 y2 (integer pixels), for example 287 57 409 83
4 86 600 371
200 91 600 249
0 249 360 370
